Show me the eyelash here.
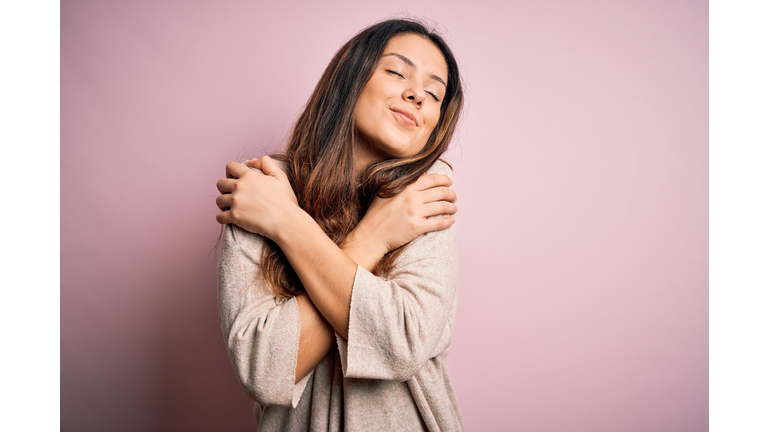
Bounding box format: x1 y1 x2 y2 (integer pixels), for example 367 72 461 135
385 69 441 102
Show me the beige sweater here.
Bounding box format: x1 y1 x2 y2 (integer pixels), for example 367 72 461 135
217 161 463 431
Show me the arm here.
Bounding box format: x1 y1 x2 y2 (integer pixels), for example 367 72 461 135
294 293 334 384
217 157 457 340
216 159 458 381
338 215 458 381
270 167 459 380
272 211 359 339
217 224 316 406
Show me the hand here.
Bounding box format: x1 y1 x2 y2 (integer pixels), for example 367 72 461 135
349 173 458 258
215 156 301 238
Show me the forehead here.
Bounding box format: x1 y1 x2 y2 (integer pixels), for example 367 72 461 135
382 34 448 81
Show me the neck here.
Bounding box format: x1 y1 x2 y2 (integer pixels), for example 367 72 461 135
353 137 387 177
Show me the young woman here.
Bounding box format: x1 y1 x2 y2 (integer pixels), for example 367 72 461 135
216 19 465 431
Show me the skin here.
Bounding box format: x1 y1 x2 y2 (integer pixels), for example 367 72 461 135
216 34 456 383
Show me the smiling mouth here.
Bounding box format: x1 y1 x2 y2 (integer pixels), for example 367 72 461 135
390 108 418 127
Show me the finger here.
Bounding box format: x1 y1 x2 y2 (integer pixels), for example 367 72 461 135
215 194 233 211
413 173 453 191
419 216 456 234
420 201 458 218
216 178 237 194
246 158 262 170
253 155 286 179
419 186 457 204
216 210 234 225
226 161 250 179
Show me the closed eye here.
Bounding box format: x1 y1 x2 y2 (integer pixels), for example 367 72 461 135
387 69 441 102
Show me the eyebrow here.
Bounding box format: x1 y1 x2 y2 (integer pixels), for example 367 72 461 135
381 53 447 87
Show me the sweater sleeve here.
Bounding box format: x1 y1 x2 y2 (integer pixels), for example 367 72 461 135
217 223 312 408
336 161 460 382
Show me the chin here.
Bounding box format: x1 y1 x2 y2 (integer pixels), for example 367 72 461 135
382 139 423 159
384 146 415 160
367 132 425 160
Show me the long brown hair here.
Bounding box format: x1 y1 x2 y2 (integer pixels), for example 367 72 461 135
261 19 464 297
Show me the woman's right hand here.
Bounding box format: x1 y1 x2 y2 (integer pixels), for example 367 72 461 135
343 173 457 271
215 157 301 239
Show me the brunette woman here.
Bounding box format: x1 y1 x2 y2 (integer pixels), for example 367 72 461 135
216 19 464 431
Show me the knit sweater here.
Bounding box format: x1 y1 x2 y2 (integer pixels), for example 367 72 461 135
217 160 463 431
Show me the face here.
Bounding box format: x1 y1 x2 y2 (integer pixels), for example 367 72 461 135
354 34 449 167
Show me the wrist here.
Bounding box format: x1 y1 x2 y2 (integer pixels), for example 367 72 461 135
272 206 316 247
354 226 389 257
342 226 388 272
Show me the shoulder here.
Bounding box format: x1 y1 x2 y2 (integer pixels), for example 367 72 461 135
221 223 268 265
273 158 288 171
425 159 453 178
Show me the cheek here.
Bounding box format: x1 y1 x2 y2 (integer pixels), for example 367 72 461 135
357 84 385 116
359 77 388 104
354 96 375 131
353 104 364 127
422 110 441 136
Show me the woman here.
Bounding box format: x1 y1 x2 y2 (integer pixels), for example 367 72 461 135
216 19 464 431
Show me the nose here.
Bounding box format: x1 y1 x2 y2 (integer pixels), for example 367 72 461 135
403 85 426 108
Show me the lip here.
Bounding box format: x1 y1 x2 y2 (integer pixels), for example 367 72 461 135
390 107 418 127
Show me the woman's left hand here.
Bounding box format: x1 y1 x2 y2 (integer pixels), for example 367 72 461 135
215 156 300 238
341 172 457 272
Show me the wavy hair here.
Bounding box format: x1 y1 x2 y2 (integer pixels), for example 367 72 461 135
261 19 464 297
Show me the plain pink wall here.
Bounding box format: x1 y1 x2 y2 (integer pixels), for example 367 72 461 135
61 1 708 431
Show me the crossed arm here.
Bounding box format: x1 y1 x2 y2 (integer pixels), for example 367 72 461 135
216 156 457 382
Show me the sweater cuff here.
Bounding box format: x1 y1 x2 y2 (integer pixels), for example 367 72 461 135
336 264 381 379
292 368 313 408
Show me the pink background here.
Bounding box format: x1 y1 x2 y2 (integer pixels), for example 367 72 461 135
61 1 708 431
